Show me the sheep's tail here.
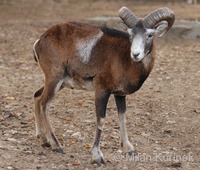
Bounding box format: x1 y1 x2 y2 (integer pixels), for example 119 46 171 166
33 39 40 62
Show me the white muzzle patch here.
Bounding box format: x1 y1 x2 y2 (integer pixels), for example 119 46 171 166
131 35 145 62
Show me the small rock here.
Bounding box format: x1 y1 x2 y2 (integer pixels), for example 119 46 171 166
71 162 80 166
171 147 177 151
84 119 93 123
25 150 34 154
166 120 176 124
116 149 123 154
12 112 23 117
6 138 18 143
6 96 15 100
57 164 69 170
169 162 182 168
141 131 151 137
84 143 92 149
65 130 73 133
7 166 14 170
163 129 172 134
71 132 82 140
11 130 18 135
70 155 74 158
3 133 9 137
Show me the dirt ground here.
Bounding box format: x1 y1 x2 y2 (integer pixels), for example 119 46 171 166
0 0 200 170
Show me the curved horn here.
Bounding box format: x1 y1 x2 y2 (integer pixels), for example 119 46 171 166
143 7 175 36
119 6 139 28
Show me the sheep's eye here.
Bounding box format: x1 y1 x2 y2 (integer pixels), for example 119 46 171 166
148 33 153 38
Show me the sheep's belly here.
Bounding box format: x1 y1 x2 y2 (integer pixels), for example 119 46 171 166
63 77 94 91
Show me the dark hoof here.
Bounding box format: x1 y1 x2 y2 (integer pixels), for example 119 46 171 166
53 147 64 154
91 157 106 166
100 157 106 165
127 150 138 156
41 143 51 148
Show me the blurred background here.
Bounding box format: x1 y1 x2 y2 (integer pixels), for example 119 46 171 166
0 0 199 22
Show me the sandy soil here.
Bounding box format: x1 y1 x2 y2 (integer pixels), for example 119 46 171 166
0 0 200 170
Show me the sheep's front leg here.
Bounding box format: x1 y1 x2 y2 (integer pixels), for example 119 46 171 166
91 91 110 165
115 95 135 155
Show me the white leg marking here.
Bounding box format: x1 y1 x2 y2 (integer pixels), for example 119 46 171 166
118 113 134 152
97 118 105 131
76 31 103 64
54 79 64 93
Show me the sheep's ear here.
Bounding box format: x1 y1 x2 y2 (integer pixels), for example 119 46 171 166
118 21 129 30
154 21 168 37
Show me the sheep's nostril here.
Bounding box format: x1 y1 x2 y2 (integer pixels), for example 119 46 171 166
133 53 140 58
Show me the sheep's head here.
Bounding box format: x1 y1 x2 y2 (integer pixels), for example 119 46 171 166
119 7 175 62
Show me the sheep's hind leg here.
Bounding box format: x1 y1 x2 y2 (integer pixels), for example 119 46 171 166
34 87 50 147
35 78 64 153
